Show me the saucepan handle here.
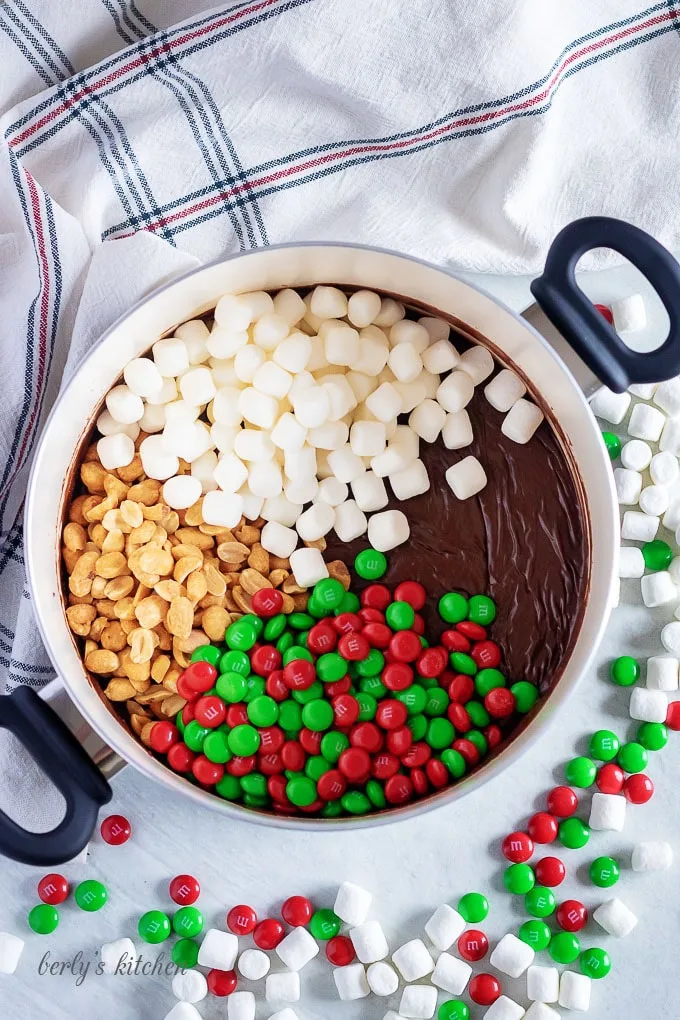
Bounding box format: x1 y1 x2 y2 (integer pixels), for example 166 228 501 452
0 686 112 865
531 216 680 392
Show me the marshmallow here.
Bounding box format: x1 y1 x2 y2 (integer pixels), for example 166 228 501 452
252 313 289 351
261 521 298 558
367 961 400 996
346 289 382 328
628 402 665 441
399 984 438 1019
212 387 243 424
248 460 283 499
275 926 319 971
239 387 279 429
621 439 652 471
436 371 475 413
389 459 431 501
334 881 372 926
261 495 301 527
445 456 487 499
389 318 430 352
198 929 238 970
660 417 680 455
214 294 258 330
234 429 275 462
123 357 164 399
631 840 673 871
334 961 370 1000
352 471 389 512
172 970 208 1003
308 421 349 450
175 320 210 363
409 399 446 442
350 920 389 964
489 933 535 978
618 546 645 578
163 1005 203 1020
267 1011 300 1020
234 345 267 383
629 687 668 723
334 499 369 542
501 399 544 444
96 409 139 438
630 381 657 398
382 1013 409 1020
265 971 300 1002
422 338 459 374
252 361 293 400
296 502 335 541
484 997 526 1020
191 449 218 491
589 386 631 424
389 343 422 383
97 433 135 471
347 370 379 403
650 451 679 486
162 475 203 511
640 570 676 607
238 949 270 980
430 952 472 994
589 792 627 831
153 338 190 377
292 386 330 428
639 484 669 516
612 293 646 333
484 369 527 412
285 475 319 506
328 445 367 483
621 510 658 541
524 1006 561 1020
100 938 135 975
272 288 306 325
240 488 264 522
179 366 216 406
202 490 244 529
654 376 680 417
392 939 435 982
459 345 495 384
323 375 358 420
289 547 329 587
367 509 410 551
228 991 256 1020
672 554 680 582
419 315 450 343
0 932 24 974
374 297 405 327
106 384 144 424
323 323 361 367
527 964 559 1002
366 381 403 422
310 285 348 319
592 897 637 938
284 445 317 481
613 468 642 504
207 328 248 359
646 655 679 691
661 620 680 655
442 409 474 449
352 327 390 376
350 421 387 457
558 971 591 1013
372 426 420 476
162 419 212 462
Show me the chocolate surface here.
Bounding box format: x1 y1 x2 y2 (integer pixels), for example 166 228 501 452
326 387 589 695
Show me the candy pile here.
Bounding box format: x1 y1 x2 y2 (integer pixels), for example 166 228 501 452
144 555 537 816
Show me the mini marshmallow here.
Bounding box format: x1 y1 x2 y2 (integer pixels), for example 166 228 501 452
372 428 420 476
96 409 140 437
272 288 306 326
97 433 135 471
629 686 668 722
442 409 474 449
524 1006 561 1020
430 952 472 995
393 377 429 413
352 471 389 512
614 468 642 504
202 490 244 529
424 904 466 950
631 840 673 871
418 315 449 342
153 338 190 377
210 357 239 386
489 933 535 978
267 1011 300 1020
162 419 213 462
334 961 370 1000
261 496 301 527
327 445 367 483
260 521 298 558
289 547 329 587
248 460 283 499
276 926 319 971
646 655 679 691
640 570 676 607
654 376 680 416
106 384 144 424
285 474 319 505
661 417 680 458
589 792 627 831
367 509 410 551
389 343 422 383
365 381 403 422
671 555 680 583
324 324 361 367
639 484 669 516
234 429 275 462
207 328 248 359
284 445 317 481
628 402 665 442
389 318 430 352
163 1004 203 1020
347 289 382 328
484 369 526 412
228 991 256 1020
198 929 238 970
100 938 136 975
389 459 430 501
399 984 438 1019
272 333 312 375
212 387 243 425
409 399 446 442
661 620 680 655
239 387 279 429
589 386 631 424
612 293 646 333
310 284 348 319
334 882 372 926
238 949 270 980
484 996 526 1020
175 320 210 363
392 939 435 982
502 399 544 444
353 327 390 375
459 345 495 384
323 375 358 419
618 546 645 578
140 403 167 434
123 357 164 399
179 366 216 406
367 961 399 996
347 370 379 403
621 439 652 471
374 297 405 327
527 964 559 1002
308 420 349 450
214 293 260 330
422 338 459 374
334 499 369 541
316 476 349 506
621 510 658 541
253 313 289 351
265 971 300 1002
593 897 637 938
253 361 293 399
234 345 267 382
350 421 387 457
0 932 24 975
445 456 487 499
296 502 335 541
665 496 680 531
558 971 591 1012
650 450 679 486
240 488 265 521
172 969 208 1003
162 475 202 511
436 371 475 413
350 920 389 964
630 381 658 398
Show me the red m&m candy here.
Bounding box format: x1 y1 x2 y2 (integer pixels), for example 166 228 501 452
597 763 625 794
100 814 132 845
469 973 502 1005
169 874 200 905
251 587 283 617
547 786 578 817
227 904 257 934
527 812 558 844
458 928 489 961
207 968 237 996
535 856 566 887
281 895 313 927
326 934 356 966
556 899 588 932
254 918 285 949
502 832 534 863
623 773 654 804
38 874 69 905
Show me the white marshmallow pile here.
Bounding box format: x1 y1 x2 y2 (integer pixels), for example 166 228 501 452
97 285 545 564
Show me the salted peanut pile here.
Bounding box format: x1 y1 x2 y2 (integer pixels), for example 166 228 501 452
62 445 348 733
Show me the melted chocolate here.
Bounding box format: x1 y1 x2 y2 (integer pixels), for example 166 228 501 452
326 387 589 695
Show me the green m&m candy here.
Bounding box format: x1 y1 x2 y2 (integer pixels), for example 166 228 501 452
75 880 108 912
354 548 388 580
309 908 341 940
457 892 488 923
28 904 59 934
504 863 535 895
518 919 552 951
172 939 199 968
442 748 466 778
386 601 415 631
438 1002 470 1020
313 577 346 609
580 947 611 979
203 729 232 764
336 591 361 614
439 592 468 623
609 656 639 686
227 724 261 757
468 594 495 624
589 856 620 888
247 695 279 727
559 817 590 849
637 721 668 751
511 681 538 713
286 776 317 807
138 910 171 943
589 730 620 762
642 539 673 571
617 741 648 774
302 699 335 732
525 886 556 918
426 717 455 750
564 756 597 788
191 644 221 667
601 431 621 460
173 906 203 938
549 931 580 964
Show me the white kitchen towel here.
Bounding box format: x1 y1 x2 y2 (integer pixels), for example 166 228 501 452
1 0 680 700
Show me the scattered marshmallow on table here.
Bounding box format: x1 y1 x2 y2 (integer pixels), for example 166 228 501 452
367 509 410 551
589 792 627 831
172 969 208 1003
593 897 638 938
0 932 24 974
527 964 559 1002
367 960 400 996
237 949 270 980
163 1004 203 1020
265 971 300 1002
614 468 643 505
392 939 435 981
654 377 680 417
646 655 679 690
650 450 679 486
424 904 466 950
382 1013 409 1020
631 840 673 871
620 439 652 471
399 984 438 1019
334 961 370 1000
197 929 238 970
627 402 665 442
622 510 659 543
589 386 631 424
524 1005 561 1020
612 293 646 333
661 621 680 655
483 995 526 1020
489 933 535 978
641 570 676 607
629 687 668 723
267 1010 300 1020
629 381 657 399
100 937 135 975
275 926 319 971
659 417 680 455
445 456 487 499
618 547 645 578
350 920 390 963
430 952 472 994
228 991 256 1020
334 881 372 926
484 368 526 412
558 971 591 1012
501 398 544 444
639 485 669 517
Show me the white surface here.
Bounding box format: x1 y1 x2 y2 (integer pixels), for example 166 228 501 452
2 267 679 1019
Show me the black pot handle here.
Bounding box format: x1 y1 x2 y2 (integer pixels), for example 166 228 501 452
0 687 112 865
530 216 680 393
